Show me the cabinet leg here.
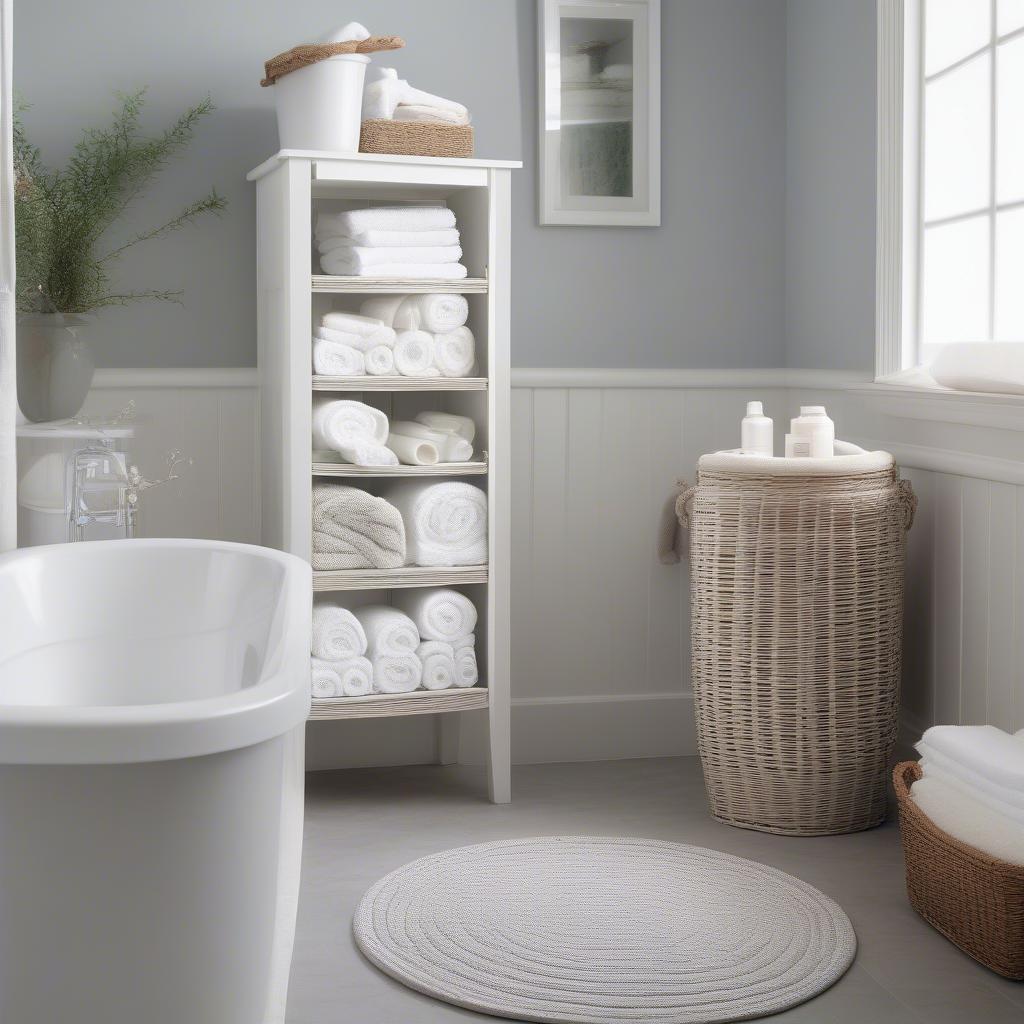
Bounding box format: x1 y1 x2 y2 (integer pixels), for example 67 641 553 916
486 697 511 804
436 714 460 765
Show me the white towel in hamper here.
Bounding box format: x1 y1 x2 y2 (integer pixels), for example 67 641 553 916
354 605 420 656
452 635 478 688
414 411 475 443
396 588 478 643
917 725 1024 792
386 481 487 567
311 658 341 699
311 484 405 570
417 640 457 690
371 654 423 693
312 604 368 660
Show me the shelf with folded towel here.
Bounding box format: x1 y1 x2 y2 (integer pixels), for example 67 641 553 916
313 565 488 592
312 456 488 477
312 276 489 294
308 685 489 721
312 375 488 392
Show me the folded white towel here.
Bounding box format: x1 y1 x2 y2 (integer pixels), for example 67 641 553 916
911 775 1024 865
359 295 406 327
311 604 368 660
386 432 440 466
433 326 475 378
364 345 396 376
452 635 478 688
386 480 487 567
395 588 478 643
371 653 422 694
416 640 457 690
401 80 468 118
311 658 341 699
320 311 396 345
316 206 456 238
322 244 463 270
392 293 470 333
354 605 420 656
316 323 396 353
917 758 1024 825
311 484 405 570
312 397 388 450
415 411 476 443
917 726 1024 792
313 338 365 376
393 330 435 376
322 228 461 249
918 746 1024 812
389 421 473 462
319 256 470 280
393 104 471 126
362 68 469 121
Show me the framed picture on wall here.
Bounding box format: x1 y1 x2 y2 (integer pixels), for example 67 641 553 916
538 0 661 226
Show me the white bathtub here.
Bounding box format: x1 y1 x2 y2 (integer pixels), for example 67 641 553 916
0 539 312 1024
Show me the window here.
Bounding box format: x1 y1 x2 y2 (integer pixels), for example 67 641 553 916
877 0 1024 375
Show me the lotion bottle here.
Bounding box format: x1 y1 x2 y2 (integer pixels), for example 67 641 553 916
787 405 835 458
740 401 774 457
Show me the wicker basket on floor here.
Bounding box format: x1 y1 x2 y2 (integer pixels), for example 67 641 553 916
360 119 474 158
678 448 916 836
894 761 1024 979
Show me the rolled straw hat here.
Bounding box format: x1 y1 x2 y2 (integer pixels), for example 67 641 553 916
261 35 404 87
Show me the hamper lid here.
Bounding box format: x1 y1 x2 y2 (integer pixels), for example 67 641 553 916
699 440 894 477
260 28 405 86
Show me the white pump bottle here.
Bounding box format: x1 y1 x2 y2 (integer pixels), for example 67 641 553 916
740 401 774 457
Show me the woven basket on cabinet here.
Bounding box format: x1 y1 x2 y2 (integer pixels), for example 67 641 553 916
677 450 916 836
360 119 474 158
894 761 1024 979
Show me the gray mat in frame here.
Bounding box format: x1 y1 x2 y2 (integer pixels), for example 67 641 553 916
353 836 857 1024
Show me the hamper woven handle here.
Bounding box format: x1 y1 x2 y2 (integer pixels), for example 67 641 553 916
892 760 922 805
897 478 918 532
675 483 697 530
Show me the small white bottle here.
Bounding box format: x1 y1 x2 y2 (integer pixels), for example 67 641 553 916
787 405 835 458
740 401 774 457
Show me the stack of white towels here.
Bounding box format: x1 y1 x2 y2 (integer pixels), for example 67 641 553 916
362 66 472 127
312 297 475 379
311 478 487 569
912 725 1024 865
315 207 468 280
309 591 479 698
313 399 476 469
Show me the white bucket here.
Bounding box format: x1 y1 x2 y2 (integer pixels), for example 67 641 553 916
274 53 370 152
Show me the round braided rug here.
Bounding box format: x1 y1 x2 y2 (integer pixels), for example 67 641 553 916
353 836 856 1024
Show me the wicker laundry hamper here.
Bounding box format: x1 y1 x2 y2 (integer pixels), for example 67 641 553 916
677 445 916 836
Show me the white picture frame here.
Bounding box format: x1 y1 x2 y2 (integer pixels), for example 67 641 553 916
538 0 661 226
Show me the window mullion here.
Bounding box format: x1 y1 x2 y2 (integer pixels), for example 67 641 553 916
989 0 998 341
915 0 927 366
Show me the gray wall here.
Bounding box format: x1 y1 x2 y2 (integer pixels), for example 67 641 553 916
784 0 876 372
15 0 789 370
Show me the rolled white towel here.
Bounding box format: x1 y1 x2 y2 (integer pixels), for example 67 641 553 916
324 227 460 249
311 604 367 660
393 330 435 376
386 480 487 567
316 324 396 353
319 257 469 280
389 421 473 462
360 295 406 327
395 588 478 643
364 345 396 376
312 397 389 450
452 635 478 688
354 605 420 656
415 411 476 443
311 658 341 699
332 655 374 697
312 337 365 376
320 311 396 348
316 206 456 237
387 432 440 466
433 326 475 378
417 640 457 691
393 293 469 333
911 775 1024 865
334 441 399 468
371 653 423 694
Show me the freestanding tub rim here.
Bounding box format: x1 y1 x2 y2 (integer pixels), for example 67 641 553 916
0 539 312 765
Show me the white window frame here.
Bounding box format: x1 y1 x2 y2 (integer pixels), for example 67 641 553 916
876 0 1024 378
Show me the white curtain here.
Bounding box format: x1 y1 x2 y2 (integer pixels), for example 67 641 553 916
0 0 14 551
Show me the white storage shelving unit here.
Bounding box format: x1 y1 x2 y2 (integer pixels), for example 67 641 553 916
249 150 518 803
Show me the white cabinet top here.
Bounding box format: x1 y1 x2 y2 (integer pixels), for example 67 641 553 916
247 148 522 182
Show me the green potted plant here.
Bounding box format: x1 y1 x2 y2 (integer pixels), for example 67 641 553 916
14 91 225 422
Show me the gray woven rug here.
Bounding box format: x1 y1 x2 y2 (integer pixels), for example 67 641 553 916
353 836 856 1024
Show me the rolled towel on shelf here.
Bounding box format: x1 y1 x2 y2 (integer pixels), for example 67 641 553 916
311 604 367 660
311 484 405 570
415 410 475 443
392 293 469 333
354 605 420 656
911 775 1024 865
389 420 473 462
364 345 396 376
387 432 440 466
433 326 475 378
386 480 487 566
360 295 406 327
331 656 374 698
312 397 388 449
452 635 478 688
319 254 469 280
313 337 365 376
311 658 341 699
325 227 460 249
395 588 478 643
417 640 457 691
316 206 456 238
316 323 396 352
371 654 422 694
393 330 435 376
333 441 399 468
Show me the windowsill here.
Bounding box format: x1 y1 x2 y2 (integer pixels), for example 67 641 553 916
847 380 1024 432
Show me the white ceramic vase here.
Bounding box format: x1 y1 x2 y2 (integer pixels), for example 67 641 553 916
16 313 95 423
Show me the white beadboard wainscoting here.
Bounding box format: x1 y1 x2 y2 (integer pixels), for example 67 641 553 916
74 368 1024 768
